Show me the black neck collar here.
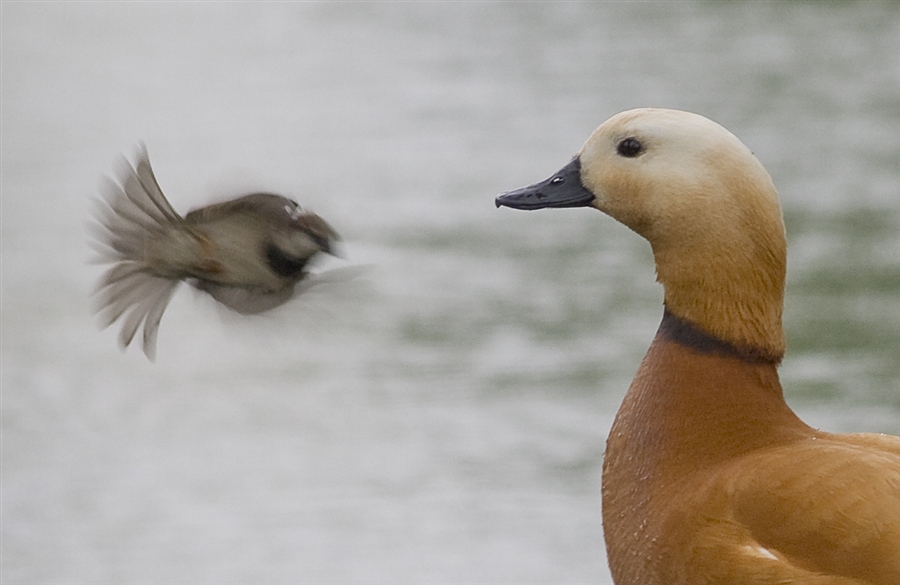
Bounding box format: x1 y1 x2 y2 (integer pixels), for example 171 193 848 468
659 308 780 364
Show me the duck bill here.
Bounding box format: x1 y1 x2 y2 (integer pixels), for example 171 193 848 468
495 157 595 210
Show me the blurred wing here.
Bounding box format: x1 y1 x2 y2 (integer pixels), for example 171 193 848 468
92 145 182 262
91 146 185 359
132 143 181 224
94 262 179 360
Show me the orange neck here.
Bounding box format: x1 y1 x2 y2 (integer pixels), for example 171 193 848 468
602 314 813 583
607 312 809 477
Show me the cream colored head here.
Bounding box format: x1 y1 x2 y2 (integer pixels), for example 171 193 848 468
581 108 787 359
497 108 787 359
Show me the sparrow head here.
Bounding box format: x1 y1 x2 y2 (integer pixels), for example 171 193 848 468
276 198 341 258
184 192 340 275
255 195 341 279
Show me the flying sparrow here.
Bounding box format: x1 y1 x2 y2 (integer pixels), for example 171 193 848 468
92 145 340 360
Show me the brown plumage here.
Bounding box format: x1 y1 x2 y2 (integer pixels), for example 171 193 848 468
91 145 339 360
497 108 900 584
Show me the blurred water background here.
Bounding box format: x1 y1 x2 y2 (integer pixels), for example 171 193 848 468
2 3 899 584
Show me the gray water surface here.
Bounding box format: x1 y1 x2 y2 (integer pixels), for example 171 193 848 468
3 3 899 584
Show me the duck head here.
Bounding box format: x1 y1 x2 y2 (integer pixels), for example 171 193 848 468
497 108 787 361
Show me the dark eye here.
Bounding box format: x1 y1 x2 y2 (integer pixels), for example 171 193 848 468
617 137 643 158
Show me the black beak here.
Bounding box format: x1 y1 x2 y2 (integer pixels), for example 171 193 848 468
495 157 595 210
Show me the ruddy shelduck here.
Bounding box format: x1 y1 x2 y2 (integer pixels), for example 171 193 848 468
496 108 900 585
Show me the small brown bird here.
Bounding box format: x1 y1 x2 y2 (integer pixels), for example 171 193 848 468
91 145 340 360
